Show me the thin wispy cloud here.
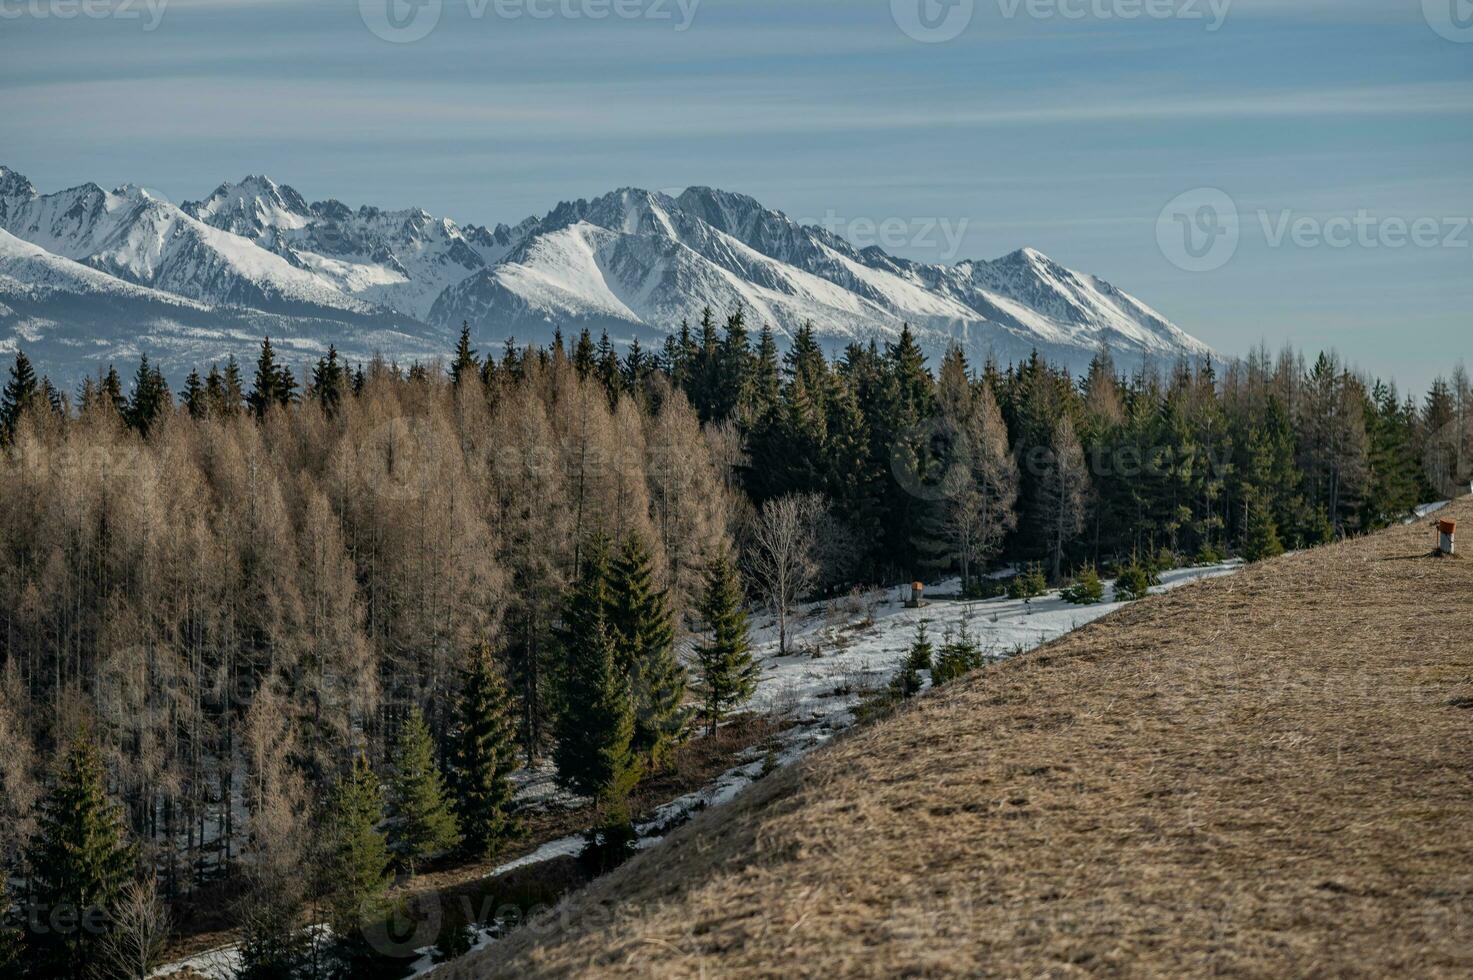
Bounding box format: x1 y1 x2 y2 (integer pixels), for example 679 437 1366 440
1 0 1468 388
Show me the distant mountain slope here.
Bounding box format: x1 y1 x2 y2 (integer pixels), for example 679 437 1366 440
182 175 523 321
0 227 444 381
0 168 373 316
0 165 1216 383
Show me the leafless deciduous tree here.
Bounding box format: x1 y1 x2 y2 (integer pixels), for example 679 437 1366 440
1039 416 1090 584
99 878 172 980
936 352 1018 588
745 494 826 656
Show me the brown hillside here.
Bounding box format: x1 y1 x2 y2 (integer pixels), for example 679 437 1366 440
451 502 1473 979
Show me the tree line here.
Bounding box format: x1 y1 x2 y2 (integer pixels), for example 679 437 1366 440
0 312 1469 976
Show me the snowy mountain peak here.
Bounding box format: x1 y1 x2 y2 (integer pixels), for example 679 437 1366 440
1000 246 1049 265
676 185 782 228
183 175 313 236
0 166 36 200
112 183 158 203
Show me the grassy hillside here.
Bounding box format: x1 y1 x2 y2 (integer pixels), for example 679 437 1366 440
449 500 1473 979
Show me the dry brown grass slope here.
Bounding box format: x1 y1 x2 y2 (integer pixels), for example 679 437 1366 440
450 501 1473 979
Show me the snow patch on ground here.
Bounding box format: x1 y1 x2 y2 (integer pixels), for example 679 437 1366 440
157 562 1242 979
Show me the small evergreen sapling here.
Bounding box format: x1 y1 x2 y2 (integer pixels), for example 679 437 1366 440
932 620 984 686
1112 557 1153 602
1008 564 1048 602
387 707 461 874
1062 566 1105 605
1242 492 1286 563
892 622 934 699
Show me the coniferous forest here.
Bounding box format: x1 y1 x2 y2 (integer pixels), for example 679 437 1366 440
0 310 1469 977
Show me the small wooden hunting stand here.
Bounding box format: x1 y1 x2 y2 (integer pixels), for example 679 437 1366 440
905 581 928 609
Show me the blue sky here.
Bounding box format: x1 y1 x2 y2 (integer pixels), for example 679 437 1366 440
2 0 1469 392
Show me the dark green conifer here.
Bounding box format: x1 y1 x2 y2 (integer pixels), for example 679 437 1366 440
893 622 934 699
692 553 757 735
24 732 137 977
1062 566 1105 605
320 755 392 971
312 345 347 417
184 369 207 419
1241 491 1285 563
101 364 127 416
610 534 688 768
247 337 295 418
572 329 597 378
553 610 640 810
0 350 39 441
387 707 460 874
451 647 521 861
125 354 171 436
450 324 480 387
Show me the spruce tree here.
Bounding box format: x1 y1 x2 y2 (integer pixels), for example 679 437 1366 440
623 338 650 395
1113 557 1153 601
387 708 460 874
553 601 640 811
595 332 621 400
1008 564 1048 601
693 553 757 735
24 733 137 977
101 364 127 416
125 354 171 436
500 337 523 380
207 356 246 416
248 337 284 418
751 326 781 420
1241 491 1285 563
714 309 753 421
609 534 689 768
184 369 207 420
451 647 520 861
39 377 63 416
932 621 983 686
893 622 934 699
572 329 597 378
320 756 392 973
1062 566 1105 605
450 324 480 387
311 346 346 417
0 350 39 442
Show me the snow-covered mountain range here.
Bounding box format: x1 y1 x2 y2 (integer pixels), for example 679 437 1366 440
0 166 1214 383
